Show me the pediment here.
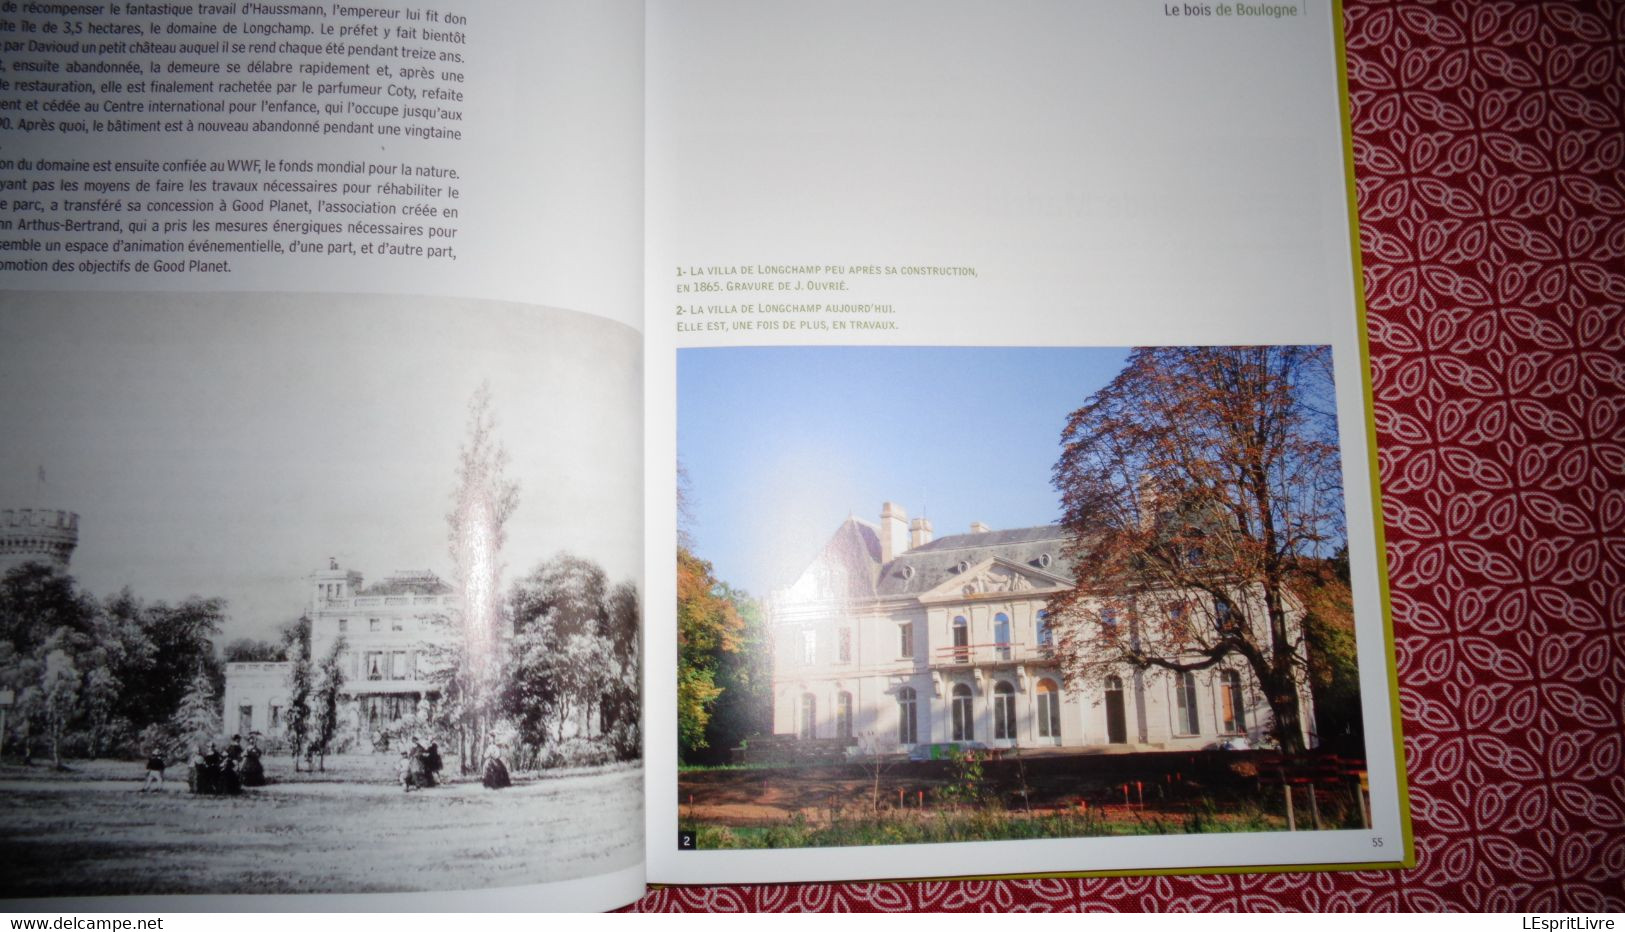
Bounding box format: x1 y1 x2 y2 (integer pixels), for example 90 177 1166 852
916 557 1070 604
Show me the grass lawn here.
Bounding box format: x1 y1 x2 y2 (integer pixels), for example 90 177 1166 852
678 749 1366 848
0 753 643 897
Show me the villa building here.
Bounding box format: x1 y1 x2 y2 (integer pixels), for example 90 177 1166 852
768 502 1314 753
222 559 459 746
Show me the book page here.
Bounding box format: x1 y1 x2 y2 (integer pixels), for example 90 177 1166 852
644 0 1408 884
0 1 646 911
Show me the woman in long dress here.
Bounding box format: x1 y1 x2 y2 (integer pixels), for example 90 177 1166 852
240 736 266 787
188 746 208 794
481 739 511 790
407 737 434 788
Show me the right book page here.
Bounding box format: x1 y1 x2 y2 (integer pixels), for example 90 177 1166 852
644 0 1409 885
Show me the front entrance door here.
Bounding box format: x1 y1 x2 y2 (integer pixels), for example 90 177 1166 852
1104 677 1127 744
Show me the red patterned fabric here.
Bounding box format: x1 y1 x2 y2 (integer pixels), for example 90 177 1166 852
633 0 1625 911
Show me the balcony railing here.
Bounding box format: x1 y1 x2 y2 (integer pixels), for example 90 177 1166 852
932 641 1056 667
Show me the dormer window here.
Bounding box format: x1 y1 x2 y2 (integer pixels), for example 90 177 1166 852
1038 552 1053 569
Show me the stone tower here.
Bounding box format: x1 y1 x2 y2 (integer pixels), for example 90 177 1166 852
0 507 79 573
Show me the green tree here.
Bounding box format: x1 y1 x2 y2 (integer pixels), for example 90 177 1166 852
676 547 742 758
699 584 769 764
1049 346 1342 754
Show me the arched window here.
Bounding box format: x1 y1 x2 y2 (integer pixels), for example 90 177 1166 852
836 691 854 739
1036 678 1061 740
1036 611 1053 650
1174 671 1200 735
951 683 974 741
799 693 817 739
993 612 1011 660
1220 670 1246 734
897 686 918 744
993 680 1017 740
952 615 969 663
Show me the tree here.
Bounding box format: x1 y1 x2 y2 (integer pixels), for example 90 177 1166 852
446 382 520 772
170 668 222 756
222 638 285 663
309 635 346 771
502 555 642 767
699 584 770 764
40 645 80 769
282 616 313 770
676 547 743 758
1049 345 1343 754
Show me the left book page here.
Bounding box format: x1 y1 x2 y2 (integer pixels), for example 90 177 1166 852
0 0 646 911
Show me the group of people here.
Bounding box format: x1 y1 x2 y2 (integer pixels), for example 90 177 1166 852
395 734 512 791
397 736 444 791
166 734 265 796
143 731 515 794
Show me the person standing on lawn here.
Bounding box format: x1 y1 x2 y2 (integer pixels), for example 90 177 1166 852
141 747 166 792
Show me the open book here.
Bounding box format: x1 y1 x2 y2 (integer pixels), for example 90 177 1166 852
0 0 1409 912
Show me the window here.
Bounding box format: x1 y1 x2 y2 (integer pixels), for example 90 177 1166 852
392 617 404 632
338 618 348 633
838 627 852 663
836 692 853 739
1220 670 1246 734
799 693 817 739
993 680 1016 740
1174 671 1200 735
365 651 384 681
1036 679 1061 739
952 615 969 663
951 683 974 741
993 613 1011 660
802 629 817 665
369 618 381 632
391 650 408 680
898 621 914 658
270 705 282 729
897 687 918 744
1214 598 1237 633
238 705 253 735
1036 611 1053 649
1100 606 1119 629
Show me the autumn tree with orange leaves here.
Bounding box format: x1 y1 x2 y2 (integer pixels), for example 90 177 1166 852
677 547 745 756
1048 346 1345 754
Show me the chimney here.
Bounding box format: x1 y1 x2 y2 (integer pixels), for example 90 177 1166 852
880 501 909 563
970 521 990 534
909 516 934 550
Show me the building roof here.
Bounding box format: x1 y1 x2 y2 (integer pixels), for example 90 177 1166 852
778 517 1078 608
876 525 1073 596
357 571 451 596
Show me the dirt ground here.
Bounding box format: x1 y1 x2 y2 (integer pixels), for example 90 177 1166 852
0 753 643 897
679 749 1361 828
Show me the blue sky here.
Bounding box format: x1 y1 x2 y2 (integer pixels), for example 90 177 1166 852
678 345 1131 597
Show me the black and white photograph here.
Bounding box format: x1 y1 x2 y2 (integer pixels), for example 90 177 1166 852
0 292 643 897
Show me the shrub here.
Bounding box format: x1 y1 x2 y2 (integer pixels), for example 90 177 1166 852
540 735 616 770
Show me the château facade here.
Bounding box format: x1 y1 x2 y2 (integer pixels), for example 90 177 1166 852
769 503 1314 753
222 559 458 745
